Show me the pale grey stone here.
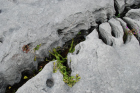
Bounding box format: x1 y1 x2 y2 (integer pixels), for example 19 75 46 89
0 0 115 92
115 0 140 14
115 0 125 14
16 18 140 93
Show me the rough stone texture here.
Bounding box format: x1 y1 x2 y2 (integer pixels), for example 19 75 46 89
115 0 125 14
125 9 140 20
0 0 115 92
123 9 140 43
115 0 140 14
16 60 69 93
16 17 140 93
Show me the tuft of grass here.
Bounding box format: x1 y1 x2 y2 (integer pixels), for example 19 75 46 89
39 67 42 72
34 56 37 61
53 62 58 73
69 39 75 53
33 44 41 61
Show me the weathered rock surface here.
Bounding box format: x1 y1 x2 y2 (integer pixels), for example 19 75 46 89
0 0 115 93
115 0 140 14
16 17 140 93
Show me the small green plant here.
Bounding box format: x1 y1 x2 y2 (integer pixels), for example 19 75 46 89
49 42 80 87
69 39 75 53
12 90 16 93
53 62 58 73
78 32 81 35
116 14 120 18
23 76 28 79
46 58 49 61
34 56 37 61
39 67 43 72
33 44 41 61
9 86 11 89
33 70 36 76
34 44 41 51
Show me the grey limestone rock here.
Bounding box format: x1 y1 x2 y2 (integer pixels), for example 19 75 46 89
0 0 115 92
115 0 140 14
16 17 140 93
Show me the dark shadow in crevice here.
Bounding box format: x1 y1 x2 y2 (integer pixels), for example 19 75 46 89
96 24 113 46
123 30 128 44
0 10 2 14
76 50 80 55
120 7 129 18
57 29 63 35
0 37 4 43
96 25 108 45
115 2 140 18
130 3 140 9
111 28 116 37
96 21 102 25
5 70 36 93
57 27 68 35
114 0 120 17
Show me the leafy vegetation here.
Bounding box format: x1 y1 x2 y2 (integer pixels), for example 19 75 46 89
78 32 81 35
39 66 43 72
49 40 80 87
69 39 75 53
33 44 41 61
116 14 120 18
7 33 84 92
34 56 37 61
34 44 41 51
23 76 28 79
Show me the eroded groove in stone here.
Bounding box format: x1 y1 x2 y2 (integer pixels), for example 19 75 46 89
96 25 108 45
0 37 4 43
122 17 140 44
